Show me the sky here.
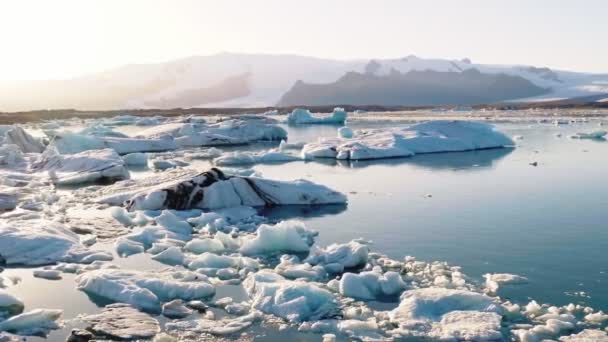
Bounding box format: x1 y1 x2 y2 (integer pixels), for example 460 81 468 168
0 0 606 81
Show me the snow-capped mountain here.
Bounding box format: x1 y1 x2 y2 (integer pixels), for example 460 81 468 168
0 53 606 111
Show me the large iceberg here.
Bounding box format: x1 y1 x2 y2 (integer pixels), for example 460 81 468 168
302 120 514 160
98 168 346 211
288 108 347 125
0 219 112 266
31 148 129 185
75 269 216 312
48 132 177 155
3 126 45 153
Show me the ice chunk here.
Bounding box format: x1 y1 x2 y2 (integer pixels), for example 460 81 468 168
166 311 261 335
585 311 608 324
162 300 192 318
0 219 112 266
244 271 340 322
155 210 192 236
115 238 145 257
185 238 226 254
214 150 300 166
76 269 215 312
484 273 528 293
81 303 160 340
338 126 354 139
49 132 177 154
0 290 23 316
288 108 347 125
0 145 25 166
110 206 133 226
32 148 129 185
339 270 405 300
151 247 185 266
3 126 45 153
0 309 62 336
240 221 315 256
306 241 369 270
124 168 346 211
275 255 326 281
559 329 608 341
33 270 62 280
122 152 148 166
303 120 514 160
569 131 607 139
188 253 259 272
389 288 502 340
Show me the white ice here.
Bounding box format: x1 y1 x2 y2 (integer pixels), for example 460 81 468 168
302 120 514 160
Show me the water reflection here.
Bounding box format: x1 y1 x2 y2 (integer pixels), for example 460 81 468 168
258 203 348 222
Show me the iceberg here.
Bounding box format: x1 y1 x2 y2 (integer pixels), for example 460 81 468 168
48 132 177 155
388 288 502 340
0 290 23 316
569 130 607 139
305 241 369 271
0 309 62 336
213 150 300 166
302 120 514 160
3 126 45 153
31 148 129 185
244 271 340 322
75 269 216 312
122 152 148 166
119 168 346 211
288 108 347 125
240 220 315 256
0 219 112 266
339 269 405 300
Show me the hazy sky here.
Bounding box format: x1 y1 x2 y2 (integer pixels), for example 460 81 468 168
1 0 606 81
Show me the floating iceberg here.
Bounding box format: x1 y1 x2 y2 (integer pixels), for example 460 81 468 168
118 168 346 211
122 152 148 166
388 288 502 340
31 148 129 185
288 108 347 125
339 269 405 300
302 120 514 160
244 271 340 322
569 130 607 139
0 290 23 316
0 309 62 336
240 220 315 256
76 269 216 312
81 303 160 340
305 241 370 272
48 132 177 155
3 126 45 153
213 150 300 166
0 219 112 266
138 119 287 147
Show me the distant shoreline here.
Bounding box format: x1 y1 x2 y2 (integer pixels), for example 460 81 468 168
2 100 608 125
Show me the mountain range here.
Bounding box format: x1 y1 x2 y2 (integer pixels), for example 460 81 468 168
1 53 607 111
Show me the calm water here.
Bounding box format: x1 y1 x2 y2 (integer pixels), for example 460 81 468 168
4 119 608 341
260 121 608 311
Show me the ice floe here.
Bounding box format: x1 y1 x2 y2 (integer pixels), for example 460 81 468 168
302 120 514 160
569 130 607 139
80 303 160 339
3 126 45 153
0 219 112 266
75 269 216 312
0 309 63 336
114 168 346 211
31 148 129 185
244 271 340 322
